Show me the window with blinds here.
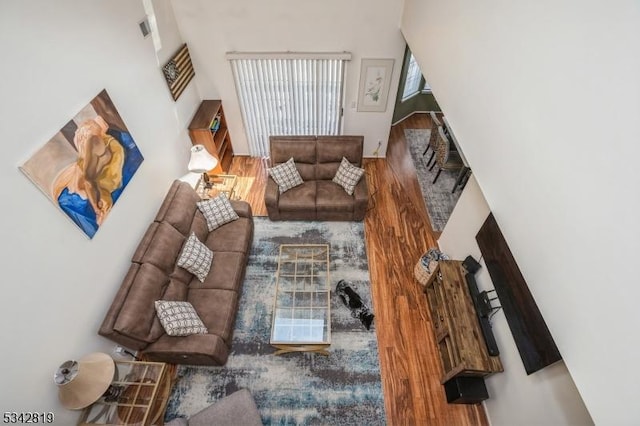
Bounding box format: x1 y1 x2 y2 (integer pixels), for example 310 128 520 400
402 53 423 100
229 55 348 157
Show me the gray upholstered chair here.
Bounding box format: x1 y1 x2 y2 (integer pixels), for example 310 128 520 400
431 126 463 191
165 388 262 426
423 112 443 168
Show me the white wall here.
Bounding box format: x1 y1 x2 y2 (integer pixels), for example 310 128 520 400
170 0 406 158
402 0 640 424
0 1 197 422
438 177 593 426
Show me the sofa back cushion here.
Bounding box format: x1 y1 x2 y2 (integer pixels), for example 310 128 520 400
155 180 203 236
270 136 317 180
132 222 186 275
113 263 170 343
113 263 189 344
316 136 364 180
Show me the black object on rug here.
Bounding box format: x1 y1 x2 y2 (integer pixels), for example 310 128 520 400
165 218 385 425
336 279 375 330
405 128 462 232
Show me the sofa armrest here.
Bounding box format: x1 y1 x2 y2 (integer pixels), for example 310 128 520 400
264 178 281 220
353 178 369 220
98 264 151 351
264 178 279 208
143 333 230 366
229 200 253 219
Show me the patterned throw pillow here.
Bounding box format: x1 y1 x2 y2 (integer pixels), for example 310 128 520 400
333 157 365 195
154 300 208 336
177 233 213 282
267 157 304 194
197 194 239 231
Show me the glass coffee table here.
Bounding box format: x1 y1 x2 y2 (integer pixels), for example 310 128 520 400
270 244 331 355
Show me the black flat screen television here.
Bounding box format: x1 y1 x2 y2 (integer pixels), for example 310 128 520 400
476 213 561 374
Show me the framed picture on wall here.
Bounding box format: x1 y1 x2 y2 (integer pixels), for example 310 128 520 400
162 44 195 101
357 58 394 112
19 89 144 239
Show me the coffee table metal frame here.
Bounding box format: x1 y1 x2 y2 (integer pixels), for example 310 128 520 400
270 244 331 355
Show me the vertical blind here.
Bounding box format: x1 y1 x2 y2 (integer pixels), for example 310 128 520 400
230 56 347 157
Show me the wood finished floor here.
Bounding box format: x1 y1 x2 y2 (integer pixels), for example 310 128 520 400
227 114 488 425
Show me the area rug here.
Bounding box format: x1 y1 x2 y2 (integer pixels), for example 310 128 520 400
405 128 462 232
165 218 385 425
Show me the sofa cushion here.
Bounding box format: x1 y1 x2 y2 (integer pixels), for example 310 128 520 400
333 157 365 195
113 263 171 344
189 389 262 426
155 300 208 336
316 181 356 213
277 181 317 212
206 217 253 254
317 135 363 165
270 136 317 164
191 210 210 242
197 194 239 231
132 222 185 274
191 252 247 292
268 158 304 193
155 180 201 236
188 289 239 344
163 279 189 301
177 233 213 282
316 162 341 180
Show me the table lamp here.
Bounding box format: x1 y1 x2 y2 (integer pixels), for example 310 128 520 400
188 144 219 189
54 352 115 410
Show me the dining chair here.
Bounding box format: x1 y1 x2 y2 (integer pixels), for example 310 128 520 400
432 126 464 191
423 112 442 169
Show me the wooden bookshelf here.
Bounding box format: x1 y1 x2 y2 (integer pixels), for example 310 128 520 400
188 100 234 174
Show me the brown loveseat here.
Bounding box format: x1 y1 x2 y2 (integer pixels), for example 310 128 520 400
265 135 368 220
99 180 254 365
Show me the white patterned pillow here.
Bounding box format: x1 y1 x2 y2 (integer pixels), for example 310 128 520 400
268 157 304 194
197 194 239 231
154 300 208 336
177 233 213 282
333 157 365 195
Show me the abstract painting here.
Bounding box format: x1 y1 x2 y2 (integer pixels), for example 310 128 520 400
20 89 144 239
357 58 394 112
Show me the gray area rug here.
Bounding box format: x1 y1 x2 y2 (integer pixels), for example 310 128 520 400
405 128 462 232
165 218 385 425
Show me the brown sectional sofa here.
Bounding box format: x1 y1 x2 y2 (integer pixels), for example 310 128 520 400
265 135 368 220
99 180 254 365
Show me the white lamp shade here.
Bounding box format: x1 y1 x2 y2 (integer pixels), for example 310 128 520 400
188 145 218 173
178 172 202 189
55 352 115 410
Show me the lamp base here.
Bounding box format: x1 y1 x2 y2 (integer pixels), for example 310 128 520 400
202 172 211 188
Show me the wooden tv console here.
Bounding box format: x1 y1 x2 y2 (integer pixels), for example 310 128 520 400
423 260 503 383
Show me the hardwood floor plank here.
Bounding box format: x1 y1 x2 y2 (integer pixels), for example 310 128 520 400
228 114 488 425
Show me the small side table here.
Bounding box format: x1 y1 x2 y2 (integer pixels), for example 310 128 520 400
77 360 171 426
197 174 238 200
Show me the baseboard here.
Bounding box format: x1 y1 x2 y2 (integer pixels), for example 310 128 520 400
392 110 439 126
